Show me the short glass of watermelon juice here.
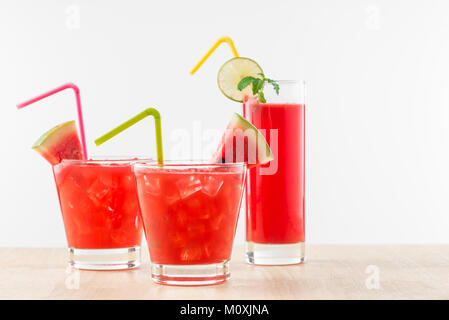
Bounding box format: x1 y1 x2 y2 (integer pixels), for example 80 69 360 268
134 161 246 285
53 157 144 270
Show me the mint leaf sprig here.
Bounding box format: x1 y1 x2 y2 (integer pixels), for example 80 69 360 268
237 73 279 103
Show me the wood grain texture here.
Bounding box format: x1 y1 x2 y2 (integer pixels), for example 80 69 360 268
0 245 448 300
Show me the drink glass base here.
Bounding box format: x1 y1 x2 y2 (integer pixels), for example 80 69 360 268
68 246 141 270
246 241 305 265
151 261 230 286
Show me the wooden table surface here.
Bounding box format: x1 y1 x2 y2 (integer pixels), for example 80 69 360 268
0 245 448 300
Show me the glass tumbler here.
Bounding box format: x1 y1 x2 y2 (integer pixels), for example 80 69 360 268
134 161 246 285
53 158 144 270
243 80 306 265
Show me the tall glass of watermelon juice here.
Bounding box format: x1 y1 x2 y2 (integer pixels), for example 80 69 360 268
243 80 306 265
53 158 144 270
134 161 246 285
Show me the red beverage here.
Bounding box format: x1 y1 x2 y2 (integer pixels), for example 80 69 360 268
244 102 305 243
134 161 246 285
53 159 143 269
243 81 306 265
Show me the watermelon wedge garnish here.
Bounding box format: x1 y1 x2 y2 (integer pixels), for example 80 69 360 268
32 120 84 165
212 113 273 167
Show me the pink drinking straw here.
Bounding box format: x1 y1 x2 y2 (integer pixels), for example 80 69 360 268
17 83 88 160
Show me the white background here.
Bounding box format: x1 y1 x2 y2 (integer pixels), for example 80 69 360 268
1 0 449 247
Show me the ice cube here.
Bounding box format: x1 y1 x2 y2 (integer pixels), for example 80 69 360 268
184 197 211 220
121 173 136 189
87 175 119 210
180 246 203 262
166 187 181 205
143 175 161 196
87 178 111 205
61 171 84 190
201 175 223 197
176 175 202 199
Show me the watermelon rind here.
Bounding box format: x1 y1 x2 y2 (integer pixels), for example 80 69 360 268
32 121 74 149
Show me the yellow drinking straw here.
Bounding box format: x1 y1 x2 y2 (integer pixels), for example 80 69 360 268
190 36 239 75
95 108 163 164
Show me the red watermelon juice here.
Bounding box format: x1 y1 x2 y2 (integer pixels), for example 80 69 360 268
134 161 246 285
53 159 144 270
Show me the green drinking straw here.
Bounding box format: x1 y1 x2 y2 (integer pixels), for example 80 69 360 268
94 108 164 164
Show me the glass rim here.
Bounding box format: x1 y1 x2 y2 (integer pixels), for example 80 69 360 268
133 159 247 169
58 156 152 165
272 80 306 85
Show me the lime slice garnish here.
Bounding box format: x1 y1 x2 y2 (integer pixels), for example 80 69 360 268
217 57 263 102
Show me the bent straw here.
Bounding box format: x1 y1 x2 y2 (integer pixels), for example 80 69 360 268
17 83 88 160
190 36 239 75
94 108 163 164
